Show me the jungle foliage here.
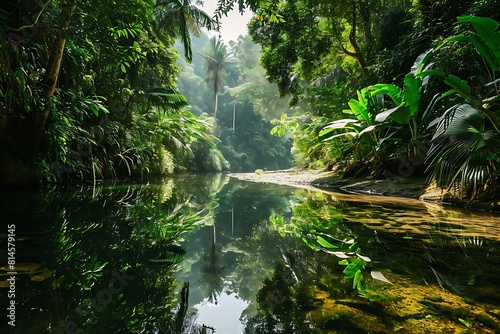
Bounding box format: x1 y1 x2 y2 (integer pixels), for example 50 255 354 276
0 0 283 186
249 0 500 200
2 0 500 201
176 33 294 172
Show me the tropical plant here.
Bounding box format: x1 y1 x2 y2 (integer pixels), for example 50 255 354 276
46 181 214 333
154 0 214 63
418 15 500 199
373 55 438 160
318 86 401 175
316 14 500 198
426 104 498 198
199 36 233 126
1 0 246 186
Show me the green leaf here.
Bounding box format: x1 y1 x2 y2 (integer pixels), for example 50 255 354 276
403 73 421 117
302 236 322 251
353 269 363 289
322 119 360 130
443 74 473 102
317 235 338 249
358 125 377 136
443 34 499 71
370 270 393 284
89 105 99 117
458 318 473 328
343 258 365 278
417 70 446 78
93 261 108 272
458 15 500 70
348 99 369 123
326 131 359 140
356 253 371 262
411 49 434 74
324 250 351 258
368 84 404 105
376 106 410 124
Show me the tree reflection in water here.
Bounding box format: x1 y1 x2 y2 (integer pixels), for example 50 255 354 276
2 175 500 333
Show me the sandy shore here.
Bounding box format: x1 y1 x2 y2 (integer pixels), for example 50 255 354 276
228 168 335 190
228 168 443 201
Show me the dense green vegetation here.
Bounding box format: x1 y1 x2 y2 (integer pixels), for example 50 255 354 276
175 33 294 172
1 0 500 201
249 0 500 201
0 0 284 186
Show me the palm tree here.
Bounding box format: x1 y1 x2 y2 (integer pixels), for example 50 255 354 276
154 0 214 63
199 37 232 127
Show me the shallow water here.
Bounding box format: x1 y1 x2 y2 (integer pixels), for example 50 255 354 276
1 174 499 333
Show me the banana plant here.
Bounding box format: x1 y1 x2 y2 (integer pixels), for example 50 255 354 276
319 85 401 169
321 47 439 165
269 210 392 301
371 48 443 162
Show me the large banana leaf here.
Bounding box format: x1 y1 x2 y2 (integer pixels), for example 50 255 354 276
347 99 370 123
375 105 410 124
373 74 421 125
457 15 500 70
411 49 434 74
368 84 404 105
433 16 500 71
321 119 361 130
319 119 362 142
403 73 421 118
444 34 499 71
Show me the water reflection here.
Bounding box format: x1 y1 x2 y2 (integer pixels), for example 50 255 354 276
0 175 499 333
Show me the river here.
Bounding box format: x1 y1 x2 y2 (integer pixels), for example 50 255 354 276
1 174 499 333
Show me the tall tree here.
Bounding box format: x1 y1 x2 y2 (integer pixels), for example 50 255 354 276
199 36 232 126
154 0 214 63
0 0 281 186
36 0 75 138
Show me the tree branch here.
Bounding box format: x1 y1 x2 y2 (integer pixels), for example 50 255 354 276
9 0 52 32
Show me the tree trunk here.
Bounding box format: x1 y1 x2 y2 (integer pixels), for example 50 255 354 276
0 0 75 187
348 1 365 74
35 0 75 140
333 1 366 75
213 92 218 127
358 0 372 61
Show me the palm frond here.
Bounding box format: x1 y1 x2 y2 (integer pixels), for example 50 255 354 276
144 86 188 111
426 104 499 198
154 0 215 62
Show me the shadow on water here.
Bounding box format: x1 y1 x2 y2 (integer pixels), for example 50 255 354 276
0 174 499 333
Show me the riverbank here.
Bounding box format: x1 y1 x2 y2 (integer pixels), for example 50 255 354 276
228 168 500 213
228 168 440 199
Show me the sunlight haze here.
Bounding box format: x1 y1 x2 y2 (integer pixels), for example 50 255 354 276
201 1 254 42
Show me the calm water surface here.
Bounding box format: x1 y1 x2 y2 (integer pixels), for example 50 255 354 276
1 174 499 333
